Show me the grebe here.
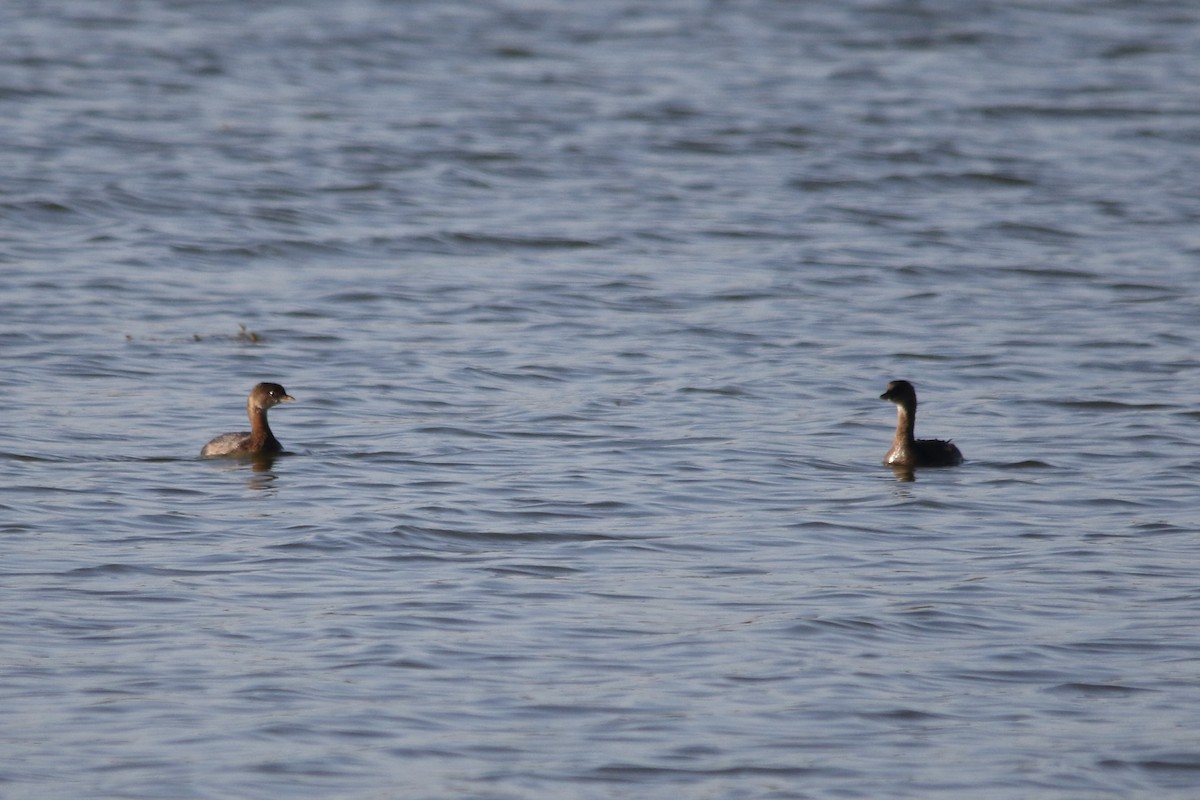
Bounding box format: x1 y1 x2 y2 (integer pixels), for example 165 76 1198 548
200 382 294 457
880 380 962 468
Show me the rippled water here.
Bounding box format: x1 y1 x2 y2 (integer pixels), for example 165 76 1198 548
4 1 1200 798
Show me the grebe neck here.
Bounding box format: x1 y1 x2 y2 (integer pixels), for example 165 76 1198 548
896 401 916 440
247 400 278 450
889 401 917 459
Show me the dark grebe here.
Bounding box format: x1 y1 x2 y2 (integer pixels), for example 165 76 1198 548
200 382 294 457
880 380 963 468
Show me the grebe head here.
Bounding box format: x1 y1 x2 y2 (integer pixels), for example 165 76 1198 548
250 382 295 411
880 379 917 406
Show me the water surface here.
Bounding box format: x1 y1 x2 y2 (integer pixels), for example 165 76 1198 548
3 1 1200 798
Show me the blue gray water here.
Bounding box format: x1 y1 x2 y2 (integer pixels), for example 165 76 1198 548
3 1 1200 797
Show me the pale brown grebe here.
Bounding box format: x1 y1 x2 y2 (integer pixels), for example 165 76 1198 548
880 380 963 468
200 382 294 457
